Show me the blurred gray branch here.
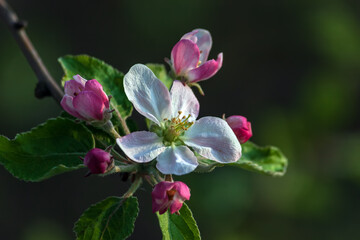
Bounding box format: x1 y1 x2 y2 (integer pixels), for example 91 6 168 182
0 0 63 103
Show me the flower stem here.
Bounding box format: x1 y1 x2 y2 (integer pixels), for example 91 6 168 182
144 175 158 186
102 120 121 138
165 174 173 182
189 82 205 96
150 168 164 183
111 103 131 135
123 175 142 198
113 164 138 173
111 149 130 162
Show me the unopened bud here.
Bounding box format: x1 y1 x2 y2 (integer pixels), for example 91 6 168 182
152 181 190 215
83 148 113 174
226 115 252 144
60 75 112 124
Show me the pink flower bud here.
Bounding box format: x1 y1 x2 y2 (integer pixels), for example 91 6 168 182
83 148 113 174
226 115 253 144
170 29 223 83
61 75 111 123
152 181 190 215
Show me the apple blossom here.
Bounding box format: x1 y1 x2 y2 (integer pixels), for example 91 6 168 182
152 181 190 215
116 64 241 175
226 115 253 144
61 75 112 124
169 29 223 84
83 148 113 174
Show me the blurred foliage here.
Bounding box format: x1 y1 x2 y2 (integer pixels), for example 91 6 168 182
0 0 360 239
21 219 70 240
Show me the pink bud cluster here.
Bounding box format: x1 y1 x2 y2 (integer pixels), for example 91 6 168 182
59 29 254 216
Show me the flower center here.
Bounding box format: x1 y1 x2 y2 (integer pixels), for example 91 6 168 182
166 189 177 201
73 87 83 97
163 111 193 144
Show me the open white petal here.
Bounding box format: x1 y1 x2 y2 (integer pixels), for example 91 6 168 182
170 80 199 122
116 131 166 163
124 64 172 125
156 146 198 175
182 116 242 163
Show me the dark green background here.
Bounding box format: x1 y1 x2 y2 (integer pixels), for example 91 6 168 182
1 0 360 239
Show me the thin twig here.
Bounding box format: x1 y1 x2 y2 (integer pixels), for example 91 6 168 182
0 0 63 103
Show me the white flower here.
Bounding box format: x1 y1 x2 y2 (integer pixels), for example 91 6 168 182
117 64 241 175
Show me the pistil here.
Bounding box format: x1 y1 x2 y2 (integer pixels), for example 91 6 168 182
163 111 193 143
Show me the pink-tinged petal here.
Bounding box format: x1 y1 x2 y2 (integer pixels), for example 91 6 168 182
73 91 105 120
183 34 197 43
156 146 198 175
152 181 176 200
169 200 183 214
173 182 191 200
124 64 172 125
217 52 223 69
159 205 171 215
183 116 241 163
152 181 175 213
187 53 223 83
152 198 168 213
171 39 200 76
226 115 247 127
170 80 199 121
152 181 190 214
116 131 166 163
73 74 87 86
152 197 168 213
64 79 85 96
60 95 85 120
84 79 109 108
226 115 253 144
182 29 212 63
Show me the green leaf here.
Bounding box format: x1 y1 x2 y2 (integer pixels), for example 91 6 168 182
58 55 133 121
197 141 288 177
74 196 139 240
60 111 115 148
146 63 173 89
234 141 288 176
0 117 94 182
156 203 201 240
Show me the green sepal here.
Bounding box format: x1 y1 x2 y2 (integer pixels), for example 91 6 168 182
156 203 201 240
74 196 139 240
0 117 94 182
